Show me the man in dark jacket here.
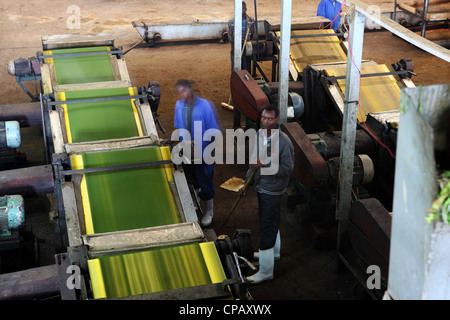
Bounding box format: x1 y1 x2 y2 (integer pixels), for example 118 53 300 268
244 104 294 284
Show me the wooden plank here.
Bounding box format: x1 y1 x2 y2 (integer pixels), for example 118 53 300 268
347 0 450 62
116 59 130 82
400 1 450 20
398 3 420 15
172 170 198 223
49 110 65 153
53 80 132 93
64 136 159 155
82 222 204 258
62 182 83 247
40 64 53 94
137 102 159 138
42 33 114 50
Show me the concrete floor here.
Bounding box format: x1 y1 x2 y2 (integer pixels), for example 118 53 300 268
249 207 359 300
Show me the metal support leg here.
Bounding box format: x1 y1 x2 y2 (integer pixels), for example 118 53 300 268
277 0 292 125
233 0 242 71
421 0 430 38
336 11 366 250
393 0 398 22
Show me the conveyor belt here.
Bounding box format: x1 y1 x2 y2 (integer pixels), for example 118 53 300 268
41 40 231 300
70 147 179 234
88 242 227 299
325 64 401 122
281 29 401 122
43 46 116 85
277 29 347 75
56 87 142 143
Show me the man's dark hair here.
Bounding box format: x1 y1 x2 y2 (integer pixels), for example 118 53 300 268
263 104 279 118
174 79 192 89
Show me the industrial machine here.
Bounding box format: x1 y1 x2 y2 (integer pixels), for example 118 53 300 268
0 33 253 300
7 57 42 102
228 15 421 298
393 0 450 47
0 120 26 170
1 0 448 301
132 19 270 47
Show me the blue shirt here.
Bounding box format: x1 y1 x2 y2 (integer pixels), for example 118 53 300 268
174 96 220 152
317 0 342 31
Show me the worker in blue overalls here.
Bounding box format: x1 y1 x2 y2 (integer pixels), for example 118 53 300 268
173 79 221 227
317 0 342 31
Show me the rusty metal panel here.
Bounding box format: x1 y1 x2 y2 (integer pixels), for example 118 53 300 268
0 165 54 196
347 221 390 280
348 198 392 279
230 70 269 121
280 122 329 188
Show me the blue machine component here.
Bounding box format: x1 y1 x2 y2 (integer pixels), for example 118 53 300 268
0 121 21 149
0 195 25 237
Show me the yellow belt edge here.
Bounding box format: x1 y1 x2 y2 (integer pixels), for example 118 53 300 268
70 154 95 235
159 145 174 182
199 242 227 284
128 86 144 137
42 50 58 84
56 91 73 144
87 259 107 299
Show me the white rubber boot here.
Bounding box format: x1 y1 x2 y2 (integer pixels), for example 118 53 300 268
200 198 214 227
274 230 281 259
246 248 274 284
253 231 281 260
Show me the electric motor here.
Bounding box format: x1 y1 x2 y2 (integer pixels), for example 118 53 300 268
0 195 25 237
0 121 21 149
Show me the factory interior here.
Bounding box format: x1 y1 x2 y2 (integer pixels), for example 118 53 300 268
0 0 449 306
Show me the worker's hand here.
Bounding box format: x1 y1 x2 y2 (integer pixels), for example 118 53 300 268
250 159 265 170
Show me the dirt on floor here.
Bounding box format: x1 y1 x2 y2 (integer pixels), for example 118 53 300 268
1 0 449 300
